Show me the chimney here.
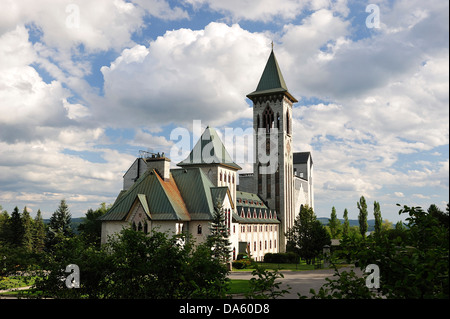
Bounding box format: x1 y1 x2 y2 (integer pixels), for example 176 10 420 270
145 152 171 181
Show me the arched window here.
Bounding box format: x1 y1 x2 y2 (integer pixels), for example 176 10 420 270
276 112 280 129
263 106 274 133
197 224 202 235
257 114 260 129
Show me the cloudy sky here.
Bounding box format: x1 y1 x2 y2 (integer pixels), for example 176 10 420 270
0 0 448 223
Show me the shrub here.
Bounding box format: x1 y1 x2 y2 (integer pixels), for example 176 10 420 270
232 259 252 269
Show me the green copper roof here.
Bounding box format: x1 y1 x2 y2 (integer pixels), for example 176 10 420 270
99 169 191 222
247 50 297 102
177 126 241 170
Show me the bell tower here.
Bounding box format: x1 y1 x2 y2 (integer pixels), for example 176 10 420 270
247 48 298 251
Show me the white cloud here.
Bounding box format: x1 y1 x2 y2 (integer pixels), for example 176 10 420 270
97 22 270 128
132 0 189 20
0 0 145 52
185 0 349 22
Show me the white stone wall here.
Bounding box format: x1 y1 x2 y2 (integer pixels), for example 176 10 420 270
238 223 278 261
101 221 128 244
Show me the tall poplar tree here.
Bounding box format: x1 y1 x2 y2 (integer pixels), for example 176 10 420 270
357 196 368 238
342 208 350 238
373 201 382 238
328 206 340 239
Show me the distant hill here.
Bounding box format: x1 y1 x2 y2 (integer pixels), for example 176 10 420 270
318 217 376 232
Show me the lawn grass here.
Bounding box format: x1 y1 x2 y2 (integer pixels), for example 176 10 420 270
227 279 252 295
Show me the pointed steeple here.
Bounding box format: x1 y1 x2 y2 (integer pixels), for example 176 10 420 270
177 127 241 170
247 49 297 102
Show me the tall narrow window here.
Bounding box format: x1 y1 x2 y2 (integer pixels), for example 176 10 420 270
257 163 262 194
263 106 274 133
275 165 280 213
286 110 291 135
266 171 271 198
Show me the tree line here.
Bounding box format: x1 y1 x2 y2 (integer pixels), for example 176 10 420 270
301 199 449 299
0 199 108 254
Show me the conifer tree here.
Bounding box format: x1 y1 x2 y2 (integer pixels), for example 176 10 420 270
21 206 34 251
33 209 46 253
9 206 23 247
0 209 11 244
207 201 231 264
46 199 72 249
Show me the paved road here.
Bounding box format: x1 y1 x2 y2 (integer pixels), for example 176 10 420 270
229 267 360 298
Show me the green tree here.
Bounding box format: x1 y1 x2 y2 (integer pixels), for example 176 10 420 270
373 201 382 238
9 206 23 247
328 206 341 239
286 205 331 264
207 201 231 265
357 196 368 238
428 204 449 229
313 203 449 299
46 199 73 250
32 209 46 253
0 210 11 244
35 228 230 299
342 209 350 238
78 203 110 246
21 207 34 251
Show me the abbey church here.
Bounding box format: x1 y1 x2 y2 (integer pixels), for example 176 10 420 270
100 49 314 261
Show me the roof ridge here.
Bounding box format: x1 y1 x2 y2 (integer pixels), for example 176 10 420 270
101 169 153 220
154 171 191 221
178 126 241 170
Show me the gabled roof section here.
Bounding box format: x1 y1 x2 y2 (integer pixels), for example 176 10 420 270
171 167 216 220
177 126 241 170
99 169 190 222
211 186 234 210
247 49 297 102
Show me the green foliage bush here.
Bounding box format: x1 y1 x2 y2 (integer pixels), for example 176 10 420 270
32 229 230 299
